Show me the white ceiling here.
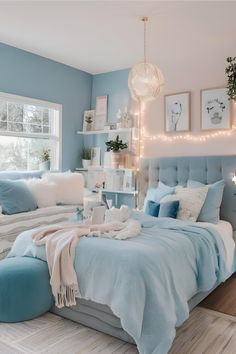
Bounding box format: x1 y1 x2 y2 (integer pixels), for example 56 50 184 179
0 1 235 75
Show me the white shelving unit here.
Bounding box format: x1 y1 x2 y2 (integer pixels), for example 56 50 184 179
77 127 137 207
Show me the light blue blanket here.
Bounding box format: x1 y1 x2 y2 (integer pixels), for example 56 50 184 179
8 212 231 354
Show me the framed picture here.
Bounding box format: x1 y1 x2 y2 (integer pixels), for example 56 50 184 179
94 95 108 130
165 92 190 132
83 110 95 132
201 87 231 130
123 170 133 192
91 147 101 167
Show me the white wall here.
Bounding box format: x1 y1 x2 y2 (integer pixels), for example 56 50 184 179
143 51 236 158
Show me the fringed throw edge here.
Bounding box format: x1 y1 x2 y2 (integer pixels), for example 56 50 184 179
54 284 81 308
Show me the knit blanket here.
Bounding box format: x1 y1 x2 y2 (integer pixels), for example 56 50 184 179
32 219 141 308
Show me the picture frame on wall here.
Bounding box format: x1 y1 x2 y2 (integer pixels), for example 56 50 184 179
83 110 95 132
201 87 231 130
94 95 108 130
165 92 190 132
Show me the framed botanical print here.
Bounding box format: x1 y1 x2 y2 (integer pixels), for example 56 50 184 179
201 87 231 130
83 110 95 131
165 92 190 132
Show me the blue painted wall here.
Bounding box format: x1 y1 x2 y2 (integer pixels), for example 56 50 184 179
84 69 130 166
91 69 130 123
0 43 92 171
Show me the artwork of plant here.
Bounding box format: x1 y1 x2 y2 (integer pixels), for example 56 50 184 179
225 57 236 101
85 113 93 124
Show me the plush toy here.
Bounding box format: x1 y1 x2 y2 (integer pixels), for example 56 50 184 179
105 205 131 223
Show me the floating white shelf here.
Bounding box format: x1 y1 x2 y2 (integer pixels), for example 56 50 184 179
76 128 132 135
75 167 135 172
101 189 137 195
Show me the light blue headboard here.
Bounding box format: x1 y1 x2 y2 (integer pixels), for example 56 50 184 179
140 155 236 229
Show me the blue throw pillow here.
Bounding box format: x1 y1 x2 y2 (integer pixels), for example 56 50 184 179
187 179 225 223
143 182 175 212
146 200 160 217
159 200 179 219
145 200 179 219
0 180 38 215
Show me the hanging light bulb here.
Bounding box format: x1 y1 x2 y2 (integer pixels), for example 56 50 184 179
128 17 164 103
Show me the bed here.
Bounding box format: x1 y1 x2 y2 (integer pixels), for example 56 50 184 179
8 155 236 354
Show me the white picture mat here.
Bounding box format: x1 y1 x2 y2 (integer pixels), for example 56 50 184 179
201 88 231 130
95 96 107 116
165 92 190 132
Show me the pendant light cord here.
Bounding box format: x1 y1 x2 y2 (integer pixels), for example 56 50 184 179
141 16 148 64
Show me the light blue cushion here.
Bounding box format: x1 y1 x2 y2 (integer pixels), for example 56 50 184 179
145 200 179 219
187 179 225 223
0 257 54 322
159 200 180 219
143 182 175 212
146 200 160 217
0 179 38 215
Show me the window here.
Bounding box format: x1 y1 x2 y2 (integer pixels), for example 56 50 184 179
0 93 61 171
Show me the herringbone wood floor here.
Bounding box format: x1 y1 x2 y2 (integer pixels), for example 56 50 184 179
1 307 236 353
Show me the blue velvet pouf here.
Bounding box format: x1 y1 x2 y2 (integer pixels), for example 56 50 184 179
0 257 54 322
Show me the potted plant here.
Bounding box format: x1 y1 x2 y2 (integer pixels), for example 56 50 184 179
105 135 128 168
225 57 236 101
81 148 92 168
40 148 51 171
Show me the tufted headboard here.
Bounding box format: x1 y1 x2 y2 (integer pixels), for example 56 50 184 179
140 155 236 229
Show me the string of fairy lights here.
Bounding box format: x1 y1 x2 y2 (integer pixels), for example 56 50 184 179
135 102 236 159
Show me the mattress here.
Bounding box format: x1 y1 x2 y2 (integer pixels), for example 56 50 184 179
198 220 234 273
0 205 80 259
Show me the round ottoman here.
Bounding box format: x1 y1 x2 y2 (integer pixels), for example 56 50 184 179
0 257 54 322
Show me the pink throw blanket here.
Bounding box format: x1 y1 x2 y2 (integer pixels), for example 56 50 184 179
32 222 132 308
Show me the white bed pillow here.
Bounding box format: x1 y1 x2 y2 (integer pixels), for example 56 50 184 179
25 179 57 208
42 172 84 205
161 185 209 222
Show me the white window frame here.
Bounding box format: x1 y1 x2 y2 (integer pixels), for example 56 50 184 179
0 92 62 171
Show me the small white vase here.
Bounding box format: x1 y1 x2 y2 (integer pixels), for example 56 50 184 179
39 160 50 171
111 152 120 169
82 159 91 169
